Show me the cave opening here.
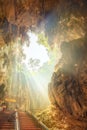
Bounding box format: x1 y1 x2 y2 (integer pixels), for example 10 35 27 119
0 0 87 130
1 29 62 112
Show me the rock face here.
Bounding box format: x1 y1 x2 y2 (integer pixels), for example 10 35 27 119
45 0 87 45
0 0 87 46
48 37 87 118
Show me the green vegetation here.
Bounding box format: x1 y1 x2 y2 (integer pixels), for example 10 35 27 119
38 32 50 50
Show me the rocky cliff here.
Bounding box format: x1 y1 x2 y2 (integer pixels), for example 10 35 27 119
47 0 87 120
49 37 87 118
37 37 87 130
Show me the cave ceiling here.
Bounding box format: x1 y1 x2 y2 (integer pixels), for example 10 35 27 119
0 0 87 46
0 0 57 26
0 0 58 46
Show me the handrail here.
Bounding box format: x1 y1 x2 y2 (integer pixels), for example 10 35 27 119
15 111 20 130
27 111 49 130
38 120 49 130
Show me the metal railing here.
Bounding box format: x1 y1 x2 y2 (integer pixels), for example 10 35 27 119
14 110 49 130
27 110 49 130
15 111 20 130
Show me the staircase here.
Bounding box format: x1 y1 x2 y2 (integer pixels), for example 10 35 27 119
0 111 15 130
19 112 43 130
0 111 47 130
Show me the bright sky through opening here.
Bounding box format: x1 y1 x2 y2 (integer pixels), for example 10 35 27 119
23 31 49 70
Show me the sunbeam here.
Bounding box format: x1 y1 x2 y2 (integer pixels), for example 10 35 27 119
6 31 62 112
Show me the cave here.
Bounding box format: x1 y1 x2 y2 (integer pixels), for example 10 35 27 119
0 0 87 130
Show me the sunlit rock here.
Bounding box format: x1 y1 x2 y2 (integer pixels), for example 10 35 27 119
49 37 87 117
47 37 87 129
36 37 87 130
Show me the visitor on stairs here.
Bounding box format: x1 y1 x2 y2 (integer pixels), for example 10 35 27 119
8 107 17 122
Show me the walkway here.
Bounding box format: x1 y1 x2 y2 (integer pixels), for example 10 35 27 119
19 112 43 130
0 111 46 130
0 111 15 130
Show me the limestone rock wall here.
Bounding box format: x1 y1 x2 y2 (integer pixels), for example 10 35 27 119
48 37 87 118
45 0 87 45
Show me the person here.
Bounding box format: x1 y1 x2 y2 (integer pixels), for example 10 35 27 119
8 108 17 122
2 102 7 112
